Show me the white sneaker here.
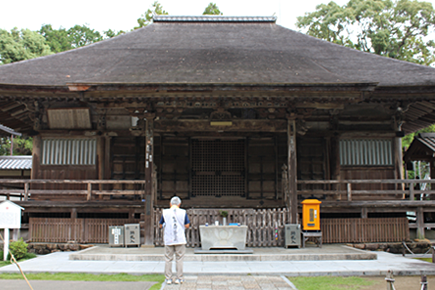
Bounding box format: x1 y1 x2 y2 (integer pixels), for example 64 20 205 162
165 279 172 285
174 279 184 284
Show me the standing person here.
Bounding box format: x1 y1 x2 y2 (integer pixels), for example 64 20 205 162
159 196 190 285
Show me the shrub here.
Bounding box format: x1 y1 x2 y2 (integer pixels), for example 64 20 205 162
8 238 28 260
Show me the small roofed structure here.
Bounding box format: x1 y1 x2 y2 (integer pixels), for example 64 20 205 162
0 124 21 137
0 156 32 201
404 133 435 179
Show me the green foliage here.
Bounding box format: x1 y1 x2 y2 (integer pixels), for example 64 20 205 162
296 0 435 65
290 276 375 290
39 24 123 54
135 1 168 29
0 137 10 156
0 251 36 267
402 124 435 149
0 136 32 156
103 29 125 39
67 25 103 48
203 3 223 15
219 210 228 217
39 24 72 53
8 238 28 260
0 28 52 64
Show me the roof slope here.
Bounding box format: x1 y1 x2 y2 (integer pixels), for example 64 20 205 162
0 156 32 170
1 16 435 87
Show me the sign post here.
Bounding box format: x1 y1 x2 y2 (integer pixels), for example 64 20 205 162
0 201 24 261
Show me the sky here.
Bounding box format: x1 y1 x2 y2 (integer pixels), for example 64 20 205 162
0 0 355 33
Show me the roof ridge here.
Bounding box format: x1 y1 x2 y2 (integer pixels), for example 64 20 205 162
153 15 277 23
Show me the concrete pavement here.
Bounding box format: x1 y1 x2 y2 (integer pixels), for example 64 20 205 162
1 245 435 289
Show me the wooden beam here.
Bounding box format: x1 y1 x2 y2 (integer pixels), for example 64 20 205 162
154 119 287 132
287 119 298 223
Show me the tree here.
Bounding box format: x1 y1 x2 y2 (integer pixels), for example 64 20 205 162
39 24 72 53
296 0 435 66
135 1 168 29
0 28 52 64
67 25 103 48
103 29 125 38
203 3 223 15
0 136 32 155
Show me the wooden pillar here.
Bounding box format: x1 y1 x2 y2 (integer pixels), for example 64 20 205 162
287 119 298 224
97 137 105 181
417 207 425 239
330 136 341 199
394 136 404 187
71 208 77 219
103 136 112 193
31 135 41 180
143 114 155 246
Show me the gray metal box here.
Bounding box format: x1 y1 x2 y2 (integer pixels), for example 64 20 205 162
124 223 140 247
284 224 301 248
109 226 124 247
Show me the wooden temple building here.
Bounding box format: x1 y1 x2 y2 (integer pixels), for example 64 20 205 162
1 16 435 245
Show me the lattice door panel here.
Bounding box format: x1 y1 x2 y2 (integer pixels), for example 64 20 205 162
192 139 245 196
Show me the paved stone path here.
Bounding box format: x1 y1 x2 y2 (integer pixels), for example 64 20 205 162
163 275 296 290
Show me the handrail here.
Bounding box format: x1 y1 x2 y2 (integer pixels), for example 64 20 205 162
0 179 146 201
297 179 431 201
0 178 431 202
298 179 432 184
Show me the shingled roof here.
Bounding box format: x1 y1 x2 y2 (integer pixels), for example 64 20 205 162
1 16 435 88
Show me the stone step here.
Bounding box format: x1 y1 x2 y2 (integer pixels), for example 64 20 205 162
69 245 377 262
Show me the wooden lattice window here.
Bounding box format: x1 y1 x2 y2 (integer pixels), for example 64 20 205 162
191 139 245 196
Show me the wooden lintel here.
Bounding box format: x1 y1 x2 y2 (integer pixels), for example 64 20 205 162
154 119 287 132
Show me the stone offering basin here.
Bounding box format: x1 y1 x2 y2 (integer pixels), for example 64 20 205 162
199 225 248 250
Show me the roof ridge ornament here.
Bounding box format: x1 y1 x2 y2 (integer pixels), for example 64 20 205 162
153 15 277 23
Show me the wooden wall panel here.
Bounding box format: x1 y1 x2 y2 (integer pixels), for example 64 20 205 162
297 137 327 192
247 137 277 200
159 137 189 200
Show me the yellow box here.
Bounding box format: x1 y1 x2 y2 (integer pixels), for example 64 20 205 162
301 199 322 231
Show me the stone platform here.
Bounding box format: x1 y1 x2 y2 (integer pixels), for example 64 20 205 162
194 248 254 254
69 244 377 262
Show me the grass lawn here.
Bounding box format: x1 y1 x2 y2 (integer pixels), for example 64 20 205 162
289 275 435 290
0 273 165 290
289 276 375 290
415 257 433 263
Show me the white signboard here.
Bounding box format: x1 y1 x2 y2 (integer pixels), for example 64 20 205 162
0 201 23 229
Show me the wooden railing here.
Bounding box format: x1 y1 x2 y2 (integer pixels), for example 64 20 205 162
322 218 409 243
154 208 291 247
297 179 434 201
29 218 139 243
28 214 409 245
1 178 433 201
153 209 409 246
0 179 146 201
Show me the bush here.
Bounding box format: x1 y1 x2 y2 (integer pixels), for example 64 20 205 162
8 238 28 260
